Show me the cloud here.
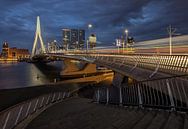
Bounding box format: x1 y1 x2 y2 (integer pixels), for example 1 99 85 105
0 0 187 50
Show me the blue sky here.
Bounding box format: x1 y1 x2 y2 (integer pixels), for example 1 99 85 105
0 0 188 50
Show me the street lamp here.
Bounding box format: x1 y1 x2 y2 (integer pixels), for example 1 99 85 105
87 24 93 52
167 25 180 55
88 24 92 28
122 29 128 53
125 29 128 48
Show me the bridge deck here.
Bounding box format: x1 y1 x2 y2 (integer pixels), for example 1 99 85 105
26 97 188 129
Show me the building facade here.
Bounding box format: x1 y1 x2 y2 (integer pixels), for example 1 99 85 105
78 29 85 49
1 42 30 60
1 42 9 58
89 34 97 49
62 29 85 50
62 29 71 50
70 29 78 49
48 40 58 52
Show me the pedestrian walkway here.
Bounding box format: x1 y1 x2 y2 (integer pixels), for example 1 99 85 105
26 97 188 129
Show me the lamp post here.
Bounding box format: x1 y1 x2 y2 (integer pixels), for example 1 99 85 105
167 25 177 55
116 39 121 53
125 29 128 48
87 24 92 53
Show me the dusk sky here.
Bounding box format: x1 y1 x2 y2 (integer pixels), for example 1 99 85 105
0 0 188 50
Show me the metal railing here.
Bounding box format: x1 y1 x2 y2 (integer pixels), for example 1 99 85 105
86 54 188 76
0 91 71 129
93 75 188 111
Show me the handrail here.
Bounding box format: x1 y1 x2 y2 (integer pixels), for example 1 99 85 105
93 75 188 112
60 53 187 76
87 54 188 75
0 91 70 129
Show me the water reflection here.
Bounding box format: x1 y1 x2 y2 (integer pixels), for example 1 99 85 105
0 61 63 89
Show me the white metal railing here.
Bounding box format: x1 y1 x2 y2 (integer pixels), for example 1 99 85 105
93 75 188 111
0 91 71 129
86 54 188 75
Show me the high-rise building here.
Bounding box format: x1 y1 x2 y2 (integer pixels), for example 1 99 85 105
62 29 71 50
62 29 85 50
70 29 79 49
78 29 85 49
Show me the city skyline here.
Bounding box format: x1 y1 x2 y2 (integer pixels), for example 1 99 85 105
0 0 188 50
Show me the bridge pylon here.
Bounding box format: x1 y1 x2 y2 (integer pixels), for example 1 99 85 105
31 16 46 57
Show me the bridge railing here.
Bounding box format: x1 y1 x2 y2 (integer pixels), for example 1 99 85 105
84 54 188 75
0 91 71 129
93 75 188 111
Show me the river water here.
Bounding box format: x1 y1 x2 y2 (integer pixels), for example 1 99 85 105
0 61 64 89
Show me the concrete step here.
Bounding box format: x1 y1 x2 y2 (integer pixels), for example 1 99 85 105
131 111 157 129
26 97 187 129
183 114 188 129
78 105 124 129
146 111 169 129
162 112 184 129
118 110 146 129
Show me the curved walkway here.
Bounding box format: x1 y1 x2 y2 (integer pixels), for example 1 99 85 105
26 97 188 129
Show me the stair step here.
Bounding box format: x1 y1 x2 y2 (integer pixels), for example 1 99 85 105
146 111 169 129
107 108 139 128
118 110 146 129
80 105 127 129
130 111 156 129
183 115 188 129
162 112 184 129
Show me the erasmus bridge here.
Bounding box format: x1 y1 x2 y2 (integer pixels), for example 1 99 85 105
0 16 188 129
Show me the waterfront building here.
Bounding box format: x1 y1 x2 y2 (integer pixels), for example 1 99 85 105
89 34 97 49
1 42 9 58
48 40 58 52
62 29 85 50
1 42 30 60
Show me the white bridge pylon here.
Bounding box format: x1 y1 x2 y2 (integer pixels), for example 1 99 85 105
31 16 46 57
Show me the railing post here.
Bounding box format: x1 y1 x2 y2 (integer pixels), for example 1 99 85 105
34 99 39 111
14 106 23 125
25 102 31 118
97 89 100 103
46 94 50 105
63 92 66 99
119 87 123 106
52 93 56 102
2 111 11 129
137 84 143 108
40 97 45 107
166 79 175 111
106 88 109 105
57 92 61 100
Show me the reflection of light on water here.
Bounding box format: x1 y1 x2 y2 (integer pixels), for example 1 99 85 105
27 64 50 86
0 61 18 67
